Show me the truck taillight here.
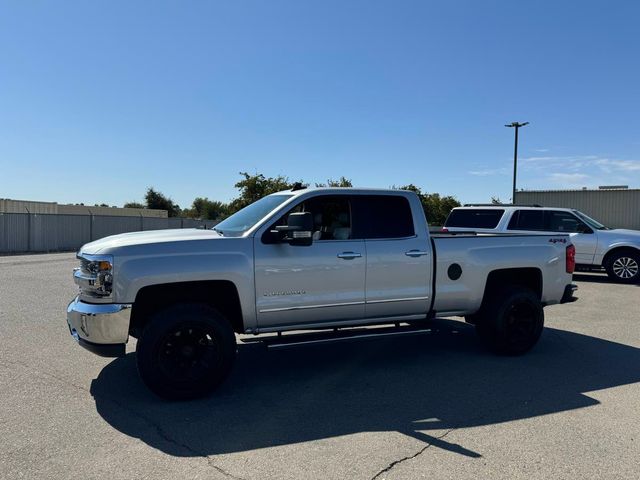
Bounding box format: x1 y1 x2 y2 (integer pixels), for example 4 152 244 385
566 244 576 273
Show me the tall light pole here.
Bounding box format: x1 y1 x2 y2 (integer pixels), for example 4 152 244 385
505 121 529 203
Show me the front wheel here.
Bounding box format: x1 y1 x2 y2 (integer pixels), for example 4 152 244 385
475 287 544 355
605 251 640 284
136 303 237 400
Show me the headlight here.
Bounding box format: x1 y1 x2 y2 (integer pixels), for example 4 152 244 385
74 254 114 297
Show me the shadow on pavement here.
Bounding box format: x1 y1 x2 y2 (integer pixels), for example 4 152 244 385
573 272 640 286
573 272 614 284
90 319 640 458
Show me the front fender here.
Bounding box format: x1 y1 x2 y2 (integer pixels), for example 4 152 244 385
107 239 257 332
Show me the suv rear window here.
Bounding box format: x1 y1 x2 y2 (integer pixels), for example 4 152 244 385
445 209 504 229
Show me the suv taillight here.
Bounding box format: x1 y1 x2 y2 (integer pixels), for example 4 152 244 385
566 244 576 273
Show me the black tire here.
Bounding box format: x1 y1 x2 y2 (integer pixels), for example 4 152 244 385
604 250 640 284
475 287 544 355
464 314 480 325
136 303 237 400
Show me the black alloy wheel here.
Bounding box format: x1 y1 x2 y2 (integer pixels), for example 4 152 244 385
136 303 237 400
475 286 544 355
156 323 223 385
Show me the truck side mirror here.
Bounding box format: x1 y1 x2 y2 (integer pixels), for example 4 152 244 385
273 212 314 246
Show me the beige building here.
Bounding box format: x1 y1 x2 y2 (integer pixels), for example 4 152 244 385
0 198 167 218
515 187 640 230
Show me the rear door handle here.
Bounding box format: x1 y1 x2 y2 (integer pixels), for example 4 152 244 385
337 252 362 260
405 250 429 257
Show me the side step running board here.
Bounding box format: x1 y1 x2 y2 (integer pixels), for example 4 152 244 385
241 323 433 350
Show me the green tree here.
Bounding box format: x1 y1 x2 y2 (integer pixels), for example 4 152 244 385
395 184 461 225
186 197 228 220
123 202 144 209
315 177 353 187
227 172 306 213
144 187 181 217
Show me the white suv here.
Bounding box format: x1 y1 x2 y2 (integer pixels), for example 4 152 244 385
444 205 640 283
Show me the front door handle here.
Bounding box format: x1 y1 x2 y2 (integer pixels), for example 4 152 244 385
337 252 362 260
405 250 429 257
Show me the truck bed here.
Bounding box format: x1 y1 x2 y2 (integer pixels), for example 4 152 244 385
430 232 571 315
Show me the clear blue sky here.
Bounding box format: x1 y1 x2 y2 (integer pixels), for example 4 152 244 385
1 1 639 208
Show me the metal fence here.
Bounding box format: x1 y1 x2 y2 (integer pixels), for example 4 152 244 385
0 213 218 254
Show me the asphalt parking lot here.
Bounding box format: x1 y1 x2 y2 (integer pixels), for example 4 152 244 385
1 253 639 479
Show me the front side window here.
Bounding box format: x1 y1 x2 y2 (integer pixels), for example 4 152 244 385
545 211 585 233
573 210 609 230
267 195 352 241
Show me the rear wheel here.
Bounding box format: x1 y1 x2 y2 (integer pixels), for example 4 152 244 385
136 303 237 400
475 287 544 355
605 250 640 284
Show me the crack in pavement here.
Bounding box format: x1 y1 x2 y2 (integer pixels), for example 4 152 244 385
368 332 610 480
0 358 246 480
107 400 249 480
370 429 456 480
0 358 90 395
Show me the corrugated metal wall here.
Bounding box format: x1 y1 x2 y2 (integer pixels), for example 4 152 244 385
92 216 141 240
515 189 640 230
0 199 59 214
58 204 168 217
0 213 219 254
1 214 29 252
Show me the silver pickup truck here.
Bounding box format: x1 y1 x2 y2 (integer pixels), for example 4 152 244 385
67 187 577 399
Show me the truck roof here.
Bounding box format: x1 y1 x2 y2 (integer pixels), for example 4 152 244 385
273 187 417 197
452 205 576 213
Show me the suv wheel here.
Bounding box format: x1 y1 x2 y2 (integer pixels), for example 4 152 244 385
605 251 640 284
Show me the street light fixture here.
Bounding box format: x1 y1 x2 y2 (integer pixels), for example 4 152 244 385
505 121 529 203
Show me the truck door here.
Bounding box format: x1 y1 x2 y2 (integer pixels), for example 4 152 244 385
254 195 366 329
352 195 433 319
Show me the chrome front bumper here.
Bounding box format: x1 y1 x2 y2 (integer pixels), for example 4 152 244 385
66 296 131 357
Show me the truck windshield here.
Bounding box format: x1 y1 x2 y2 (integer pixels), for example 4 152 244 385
573 210 609 230
212 194 293 237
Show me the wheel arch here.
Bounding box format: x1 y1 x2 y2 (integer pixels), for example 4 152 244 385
129 280 244 337
601 245 640 268
481 267 543 305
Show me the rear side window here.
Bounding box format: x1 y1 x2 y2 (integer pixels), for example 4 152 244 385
508 210 545 230
445 209 504 229
352 195 415 239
